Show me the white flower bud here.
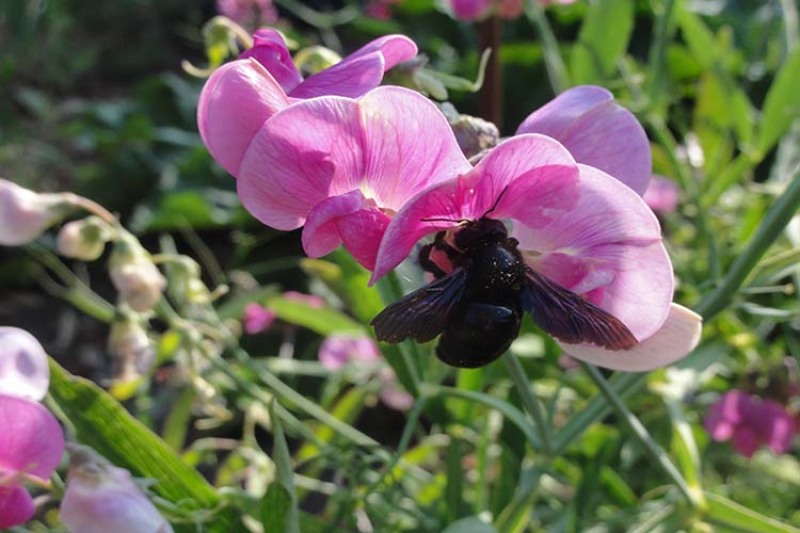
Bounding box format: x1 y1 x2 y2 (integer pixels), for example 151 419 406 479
61 444 174 533
0 178 72 246
108 318 155 385
109 234 166 312
57 216 113 261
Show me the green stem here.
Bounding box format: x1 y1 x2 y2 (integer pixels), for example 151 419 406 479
780 0 799 53
581 363 698 506
502 354 553 455
645 0 677 109
696 167 800 321
523 0 569 93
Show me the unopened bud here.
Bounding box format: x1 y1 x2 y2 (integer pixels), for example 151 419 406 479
441 103 499 160
57 216 114 261
0 178 73 246
109 234 166 312
168 257 211 305
108 317 155 386
61 444 174 533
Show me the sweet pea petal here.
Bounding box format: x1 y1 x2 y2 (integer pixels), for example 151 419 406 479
302 190 391 269
197 59 290 176
0 327 50 401
239 29 304 94
371 134 579 283
0 485 35 529
517 86 651 195
516 164 672 339
0 395 64 479
559 303 702 371
238 87 469 232
450 0 492 20
293 34 417 99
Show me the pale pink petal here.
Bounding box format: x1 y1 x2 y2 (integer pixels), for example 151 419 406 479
290 53 386 99
0 485 35 529
517 86 652 195
0 395 64 479
239 29 303 93
371 134 579 282
344 34 417 70
318 335 381 370
0 327 50 401
302 190 392 269
559 303 702 372
237 96 363 230
197 59 290 177
283 291 326 308
517 164 672 339
643 175 680 214
242 303 277 335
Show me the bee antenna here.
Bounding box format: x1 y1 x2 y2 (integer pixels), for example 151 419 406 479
482 185 510 218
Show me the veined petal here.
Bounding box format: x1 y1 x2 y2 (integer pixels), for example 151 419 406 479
517 86 651 195
517 164 672 339
302 190 391 269
237 96 364 230
371 135 579 282
239 29 303 93
0 485 34 529
345 34 418 70
291 53 386 99
560 304 702 371
197 59 289 177
0 395 64 480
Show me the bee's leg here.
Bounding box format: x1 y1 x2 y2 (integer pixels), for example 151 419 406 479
419 234 459 279
418 243 447 279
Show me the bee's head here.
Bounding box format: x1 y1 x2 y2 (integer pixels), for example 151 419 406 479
454 217 508 250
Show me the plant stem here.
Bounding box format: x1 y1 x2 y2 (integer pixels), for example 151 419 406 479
503 354 552 455
523 0 568 93
477 16 504 128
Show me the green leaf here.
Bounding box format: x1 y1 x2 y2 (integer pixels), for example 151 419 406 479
263 401 300 533
570 0 634 84
704 492 800 533
757 47 800 156
48 359 240 530
265 295 365 335
442 516 499 533
677 9 717 70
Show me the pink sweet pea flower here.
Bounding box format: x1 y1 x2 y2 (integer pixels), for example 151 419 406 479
0 395 65 529
236 86 471 269
60 445 173 533
517 86 651 195
197 30 417 177
705 390 796 458
242 303 278 335
318 334 382 370
372 134 702 371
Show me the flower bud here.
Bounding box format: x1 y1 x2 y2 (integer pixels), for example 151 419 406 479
109 234 166 312
441 103 499 160
108 317 155 386
167 257 211 305
57 216 113 261
61 444 174 533
0 178 73 246
0 327 50 401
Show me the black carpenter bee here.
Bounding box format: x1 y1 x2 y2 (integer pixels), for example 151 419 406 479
371 216 638 368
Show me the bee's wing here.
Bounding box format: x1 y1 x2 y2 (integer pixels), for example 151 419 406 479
521 267 638 350
371 268 467 343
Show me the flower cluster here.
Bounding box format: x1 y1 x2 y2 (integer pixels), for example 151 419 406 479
198 33 702 372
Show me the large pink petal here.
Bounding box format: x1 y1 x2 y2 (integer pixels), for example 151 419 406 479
197 59 290 177
560 303 702 371
516 164 672 339
359 87 471 210
371 135 579 282
0 395 64 479
0 485 34 529
302 190 391 269
0 327 50 401
237 96 364 230
517 86 651 195
238 29 303 93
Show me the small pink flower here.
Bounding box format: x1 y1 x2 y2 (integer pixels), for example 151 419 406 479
318 335 381 370
643 175 680 214
283 291 326 309
216 0 278 31
0 327 50 401
197 31 417 177
235 86 470 269
0 395 65 529
60 445 173 533
372 129 701 371
705 390 796 458
378 368 413 411
243 303 278 334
